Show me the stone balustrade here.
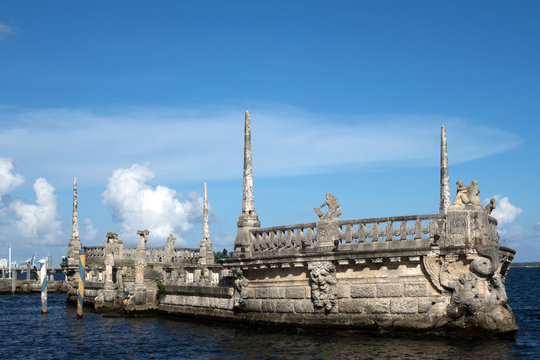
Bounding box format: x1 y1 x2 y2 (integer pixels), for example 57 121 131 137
85 245 200 263
250 214 443 254
85 246 105 260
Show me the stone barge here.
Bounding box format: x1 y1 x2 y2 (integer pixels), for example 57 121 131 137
62 112 517 336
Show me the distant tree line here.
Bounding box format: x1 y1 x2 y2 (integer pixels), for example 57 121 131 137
214 249 232 263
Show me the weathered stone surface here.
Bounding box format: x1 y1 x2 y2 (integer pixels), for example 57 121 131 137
245 299 262 312
350 284 376 298
294 299 314 313
418 297 441 313
336 285 350 298
391 298 417 314
339 299 363 313
404 283 428 297
261 299 276 312
268 287 285 299
256 287 268 299
276 300 294 313
286 286 306 299
377 283 403 297
364 299 390 314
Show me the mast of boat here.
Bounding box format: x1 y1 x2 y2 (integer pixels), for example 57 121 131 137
8 242 11 279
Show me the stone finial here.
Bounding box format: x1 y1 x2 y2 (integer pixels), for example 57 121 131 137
234 111 260 255
451 180 482 209
440 126 451 214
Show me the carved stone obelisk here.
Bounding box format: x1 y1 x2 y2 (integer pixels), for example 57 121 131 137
64 178 82 302
199 182 214 265
67 178 82 265
234 111 260 256
440 126 450 215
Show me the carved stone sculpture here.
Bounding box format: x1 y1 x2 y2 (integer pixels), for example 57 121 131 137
164 234 176 264
231 267 246 309
308 262 337 312
440 262 481 317
135 230 149 284
315 193 342 246
451 180 482 209
314 193 342 221
485 198 496 215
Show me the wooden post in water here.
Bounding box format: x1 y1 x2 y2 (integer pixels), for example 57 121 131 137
77 248 86 319
39 259 47 314
11 269 16 294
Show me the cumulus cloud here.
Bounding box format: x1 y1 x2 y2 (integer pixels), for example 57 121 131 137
484 195 522 227
83 218 98 241
9 178 64 245
0 23 14 39
102 163 203 244
0 158 24 196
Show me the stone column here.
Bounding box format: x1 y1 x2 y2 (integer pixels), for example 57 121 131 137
199 182 214 265
234 111 260 256
135 230 149 285
440 126 451 215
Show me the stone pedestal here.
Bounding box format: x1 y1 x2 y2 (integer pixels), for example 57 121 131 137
445 209 492 247
316 220 339 247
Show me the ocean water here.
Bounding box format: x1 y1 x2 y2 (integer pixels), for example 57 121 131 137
0 267 537 359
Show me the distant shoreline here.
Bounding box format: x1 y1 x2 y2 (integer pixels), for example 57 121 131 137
511 262 540 268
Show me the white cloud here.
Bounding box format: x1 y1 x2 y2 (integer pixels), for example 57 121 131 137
9 178 64 245
102 163 202 244
485 194 522 227
83 218 97 241
0 158 24 196
0 106 522 187
0 23 14 39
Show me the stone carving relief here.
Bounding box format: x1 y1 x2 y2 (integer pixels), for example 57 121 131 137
308 261 337 312
314 193 342 221
422 255 443 292
428 248 515 332
451 180 483 209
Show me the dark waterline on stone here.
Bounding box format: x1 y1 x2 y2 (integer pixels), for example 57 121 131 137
0 268 538 359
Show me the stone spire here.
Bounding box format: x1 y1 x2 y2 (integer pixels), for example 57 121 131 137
199 182 214 265
72 177 79 238
67 177 82 266
440 126 451 214
242 110 256 215
234 111 260 255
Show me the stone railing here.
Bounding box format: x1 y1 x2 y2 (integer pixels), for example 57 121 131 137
85 246 105 260
85 245 200 264
250 214 443 254
122 246 200 263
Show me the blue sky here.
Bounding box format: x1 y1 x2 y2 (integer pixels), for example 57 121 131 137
0 1 539 264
